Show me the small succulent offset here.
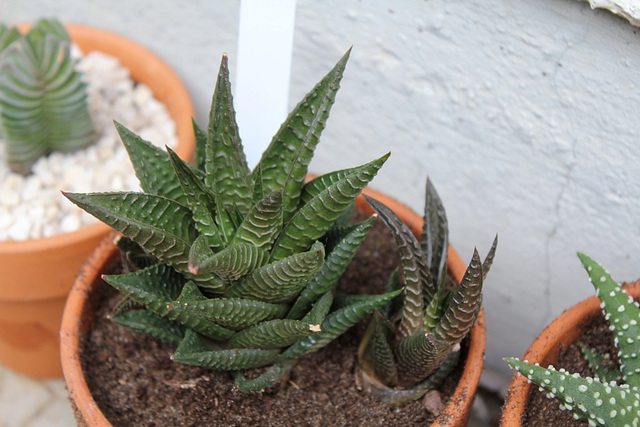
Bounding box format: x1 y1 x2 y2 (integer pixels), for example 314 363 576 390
0 17 94 175
356 178 497 406
506 253 640 426
65 49 399 392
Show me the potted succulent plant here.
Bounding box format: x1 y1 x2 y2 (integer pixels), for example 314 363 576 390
0 18 195 378
502 253 640 426
61 49 490 425
357 181 497 423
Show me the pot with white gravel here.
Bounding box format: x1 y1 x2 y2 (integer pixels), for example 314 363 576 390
0 21 195 378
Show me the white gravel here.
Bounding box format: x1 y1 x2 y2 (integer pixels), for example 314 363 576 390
0 47 179 242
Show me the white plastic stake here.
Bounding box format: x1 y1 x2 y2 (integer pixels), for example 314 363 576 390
236 0 297 168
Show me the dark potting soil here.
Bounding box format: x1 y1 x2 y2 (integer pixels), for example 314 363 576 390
80 213 467 426
519 307 624 426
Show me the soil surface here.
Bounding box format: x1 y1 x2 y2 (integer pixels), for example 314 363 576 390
79 212 466 426
519 307 623 426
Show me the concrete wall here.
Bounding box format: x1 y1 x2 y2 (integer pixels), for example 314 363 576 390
4 0 640 386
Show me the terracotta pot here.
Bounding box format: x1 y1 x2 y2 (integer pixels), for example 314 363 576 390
0 23 195 378
500 281 640 426
61 187 485 426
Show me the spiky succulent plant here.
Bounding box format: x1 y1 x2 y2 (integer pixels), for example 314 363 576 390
64 49 399 392
356 177 497 406
506 253 640 426
0 17 94 175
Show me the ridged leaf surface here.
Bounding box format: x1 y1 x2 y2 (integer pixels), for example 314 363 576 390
112 309 186 347
206 54 252 213
173 330 279 371
225 241 325 303
229 319 319 349
271 153 388 261
254 48 351 220
232 190 284 249
433 249 483 344
64 192 197 274
365 195 428 338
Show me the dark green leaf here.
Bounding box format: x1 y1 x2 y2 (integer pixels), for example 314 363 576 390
229 319 319 349
112 309 186 347
232 189 284 249
254 48 352 220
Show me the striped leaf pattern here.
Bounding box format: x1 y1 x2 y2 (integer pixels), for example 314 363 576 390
112 309 186 347
116 122 191 206
232 190 284 249
229 319 319 349
193 242 269 280
433 249 483 344
64 192 197 273
286 216 375 319
279 289 402 361
173 330 280 371
254 48 351 220
270 153 388 261
206 54 252 213
358 177 496 403
225 242 325 303
0 18 93 175
365 195 428 338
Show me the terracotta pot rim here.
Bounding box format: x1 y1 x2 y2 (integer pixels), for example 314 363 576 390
0 22 195 302
501 281 640 426
62 187 485 426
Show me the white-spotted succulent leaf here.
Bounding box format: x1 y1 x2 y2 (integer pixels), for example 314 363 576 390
358 179 497 406
0 18 94 175
505 253 640 425
64 50 392 392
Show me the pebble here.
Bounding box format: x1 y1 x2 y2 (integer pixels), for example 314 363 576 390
0 47 179 242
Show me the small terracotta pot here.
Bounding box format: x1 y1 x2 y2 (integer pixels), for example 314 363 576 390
500 281 640 426
61 187 485 426
0 23 195 378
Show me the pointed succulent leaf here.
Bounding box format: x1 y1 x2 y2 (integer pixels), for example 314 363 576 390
482 234 498 279
64 192 198 274
382 269 403 321
580 343 621 383
506 358 640 426
254 48 352 220
173 329 279 371
299 164 372 206
271 153 388 261
423 285 445 332
233 359 297 392
167 146 224 247
229 319 320 349
187 235 215 274
105 270 233 340
171 295 289 330
191 242 269 281
103 263 185 306
365 195 429 338
358 310 398 387
232 189 284 249
421 176 449 289
433 248 483 344
287 216 375 319
111 309 186 347
205 54 252 213
224 241 325 303
192 118 207 172
393 331 453 385
279 289 402 361
300 290 334 325
115 122 192 206
0 19 93 175
578 252 640 388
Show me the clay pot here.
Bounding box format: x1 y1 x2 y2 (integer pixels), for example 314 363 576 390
0 23 195 378
500 281 640 426
61 187 485 426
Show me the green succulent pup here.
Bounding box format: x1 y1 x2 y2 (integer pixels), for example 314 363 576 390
357 177 497 406
65 49 399 392
506 253 640 426
0 18 94 175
